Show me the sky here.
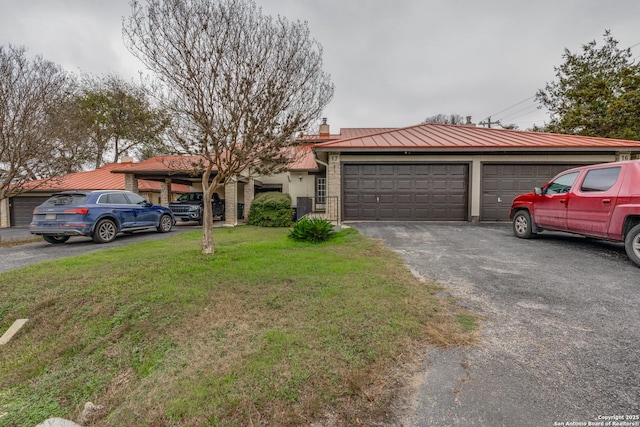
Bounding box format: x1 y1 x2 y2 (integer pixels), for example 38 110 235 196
1 0 639 133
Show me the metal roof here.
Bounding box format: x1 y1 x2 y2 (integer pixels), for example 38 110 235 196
314 123 640 152
24 162 191 192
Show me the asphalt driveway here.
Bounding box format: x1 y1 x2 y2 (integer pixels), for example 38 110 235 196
352 222 640 427
0 224 198 273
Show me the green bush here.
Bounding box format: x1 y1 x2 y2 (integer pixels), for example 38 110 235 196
289 217 335 243
248 192 294 227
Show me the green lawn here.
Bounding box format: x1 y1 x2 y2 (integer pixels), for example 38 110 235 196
0 226 476 426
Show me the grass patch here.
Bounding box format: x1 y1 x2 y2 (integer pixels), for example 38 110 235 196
0 237 41 248
0 226 477 426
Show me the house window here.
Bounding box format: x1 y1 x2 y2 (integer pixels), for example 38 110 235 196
316 177 326 204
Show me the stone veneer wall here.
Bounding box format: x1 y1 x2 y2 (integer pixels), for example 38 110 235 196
326 152 341 223
124 174 138 193
0 198 9 228
243 178 254 221
224 181 237 226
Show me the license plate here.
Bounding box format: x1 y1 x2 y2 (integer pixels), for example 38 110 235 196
45 213 56 220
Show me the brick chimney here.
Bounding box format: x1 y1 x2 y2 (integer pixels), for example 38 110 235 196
464 116 476 127
319 118 330 137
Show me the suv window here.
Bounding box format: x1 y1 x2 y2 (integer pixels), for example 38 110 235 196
545 171 579 195
43 194 88 206
99 192 129 204
125 192 150 205
580 167 621 192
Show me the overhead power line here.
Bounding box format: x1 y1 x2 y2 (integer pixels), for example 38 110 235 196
488 95 535 118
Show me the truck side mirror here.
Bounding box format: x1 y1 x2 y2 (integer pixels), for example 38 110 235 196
534 187 542 195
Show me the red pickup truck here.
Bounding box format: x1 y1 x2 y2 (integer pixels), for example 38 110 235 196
510 160 640 267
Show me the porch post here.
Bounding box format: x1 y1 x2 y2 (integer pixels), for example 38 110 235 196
0 198 9 228
124 173 139 193
161 179 171 206
243 177 254 221
327 152 341 224
224 179 237 227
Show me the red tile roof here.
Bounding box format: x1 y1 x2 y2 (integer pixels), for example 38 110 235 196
24 162 191 192
111 156 210 174
314 123 640 151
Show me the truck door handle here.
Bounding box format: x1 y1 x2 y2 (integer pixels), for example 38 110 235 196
602 199 611 205
559 200 566 204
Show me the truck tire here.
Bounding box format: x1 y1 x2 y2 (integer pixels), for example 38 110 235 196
512 210 536 239
624 224 640 267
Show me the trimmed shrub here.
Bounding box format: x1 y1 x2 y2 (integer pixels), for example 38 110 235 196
289 217 335 243
248 192 294 227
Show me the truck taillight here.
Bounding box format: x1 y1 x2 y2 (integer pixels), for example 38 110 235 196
64 207 89 215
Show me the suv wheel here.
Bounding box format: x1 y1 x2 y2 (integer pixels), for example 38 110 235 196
157 214 173 233
43 235 70 244
92 219 117 243
624 224 640 267
513 210 536 239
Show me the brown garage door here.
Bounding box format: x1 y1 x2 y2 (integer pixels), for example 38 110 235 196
343 163 468 221
481 163 581 221
10 196 49 226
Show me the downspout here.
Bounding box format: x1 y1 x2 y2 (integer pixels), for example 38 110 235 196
314 152 328 168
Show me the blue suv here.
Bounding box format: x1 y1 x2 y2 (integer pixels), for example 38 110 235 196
30 190 176 244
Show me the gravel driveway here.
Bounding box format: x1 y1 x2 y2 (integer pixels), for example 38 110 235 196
352 222 640 427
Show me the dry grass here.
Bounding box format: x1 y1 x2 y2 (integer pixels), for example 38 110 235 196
0 226 477 426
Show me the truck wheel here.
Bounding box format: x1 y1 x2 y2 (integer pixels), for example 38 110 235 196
512 210 536 239
92 219 117 243
624 224 640 267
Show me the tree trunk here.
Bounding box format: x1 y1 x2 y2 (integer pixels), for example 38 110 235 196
200 172 217 255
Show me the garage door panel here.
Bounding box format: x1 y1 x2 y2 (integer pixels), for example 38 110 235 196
10 196 49 227
397 179 412 189
481 163 581 221
396 194 412 204
378 165 394 175
396 165 413 175
414 165 432 175
361 180 377 190
361 165 378 175
343 164 468 221
379 179 395 190
414 179 431 190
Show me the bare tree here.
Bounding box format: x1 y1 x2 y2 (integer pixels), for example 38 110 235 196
0 45 77 199
423 113 466 125
123 0 334 255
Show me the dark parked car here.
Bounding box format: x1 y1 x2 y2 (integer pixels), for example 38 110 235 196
30 190 175 244
510 160 640 267
168 192 225 224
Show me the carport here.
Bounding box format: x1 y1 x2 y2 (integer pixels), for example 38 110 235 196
110 156 256 227
313 123 640 223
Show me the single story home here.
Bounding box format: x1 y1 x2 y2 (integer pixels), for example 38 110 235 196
0 161 191 227
3 119 640 228
311 121 640 222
